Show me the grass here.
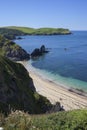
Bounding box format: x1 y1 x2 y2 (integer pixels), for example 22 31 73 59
0 109 87 130
6 26 35 34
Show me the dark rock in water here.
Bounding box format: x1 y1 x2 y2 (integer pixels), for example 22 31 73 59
17 37 22 40
40 45 46 53
40 45 49 53
31 48 42 57
64 48 67 51
31 45 49 57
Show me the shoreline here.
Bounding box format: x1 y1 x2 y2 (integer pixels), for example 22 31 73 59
19 61 87 111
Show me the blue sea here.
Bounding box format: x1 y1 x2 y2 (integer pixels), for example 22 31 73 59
15 31 87 92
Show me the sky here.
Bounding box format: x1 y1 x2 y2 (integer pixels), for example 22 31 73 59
0 0 87 30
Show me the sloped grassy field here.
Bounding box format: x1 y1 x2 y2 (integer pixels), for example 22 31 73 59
1 109 87 130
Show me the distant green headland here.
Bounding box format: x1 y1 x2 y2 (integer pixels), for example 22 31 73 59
1 26 71 37
6 26 71 35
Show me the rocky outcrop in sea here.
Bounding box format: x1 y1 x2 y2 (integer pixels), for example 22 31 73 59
31 45 49 57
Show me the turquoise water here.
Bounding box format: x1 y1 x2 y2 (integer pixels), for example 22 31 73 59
15 31 87 92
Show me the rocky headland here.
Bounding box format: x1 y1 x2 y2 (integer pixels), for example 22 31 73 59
0 35 30 61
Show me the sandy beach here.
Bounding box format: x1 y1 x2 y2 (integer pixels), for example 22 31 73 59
20 61 87 111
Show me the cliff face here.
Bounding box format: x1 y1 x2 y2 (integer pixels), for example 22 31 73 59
0 35 30 61
0 56 51 114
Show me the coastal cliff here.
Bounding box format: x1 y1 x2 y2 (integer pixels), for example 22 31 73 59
0 56 52 114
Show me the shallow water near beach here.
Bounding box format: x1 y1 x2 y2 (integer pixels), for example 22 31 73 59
15 31 87 92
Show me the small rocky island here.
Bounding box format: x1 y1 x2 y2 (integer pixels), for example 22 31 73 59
31 45 49 57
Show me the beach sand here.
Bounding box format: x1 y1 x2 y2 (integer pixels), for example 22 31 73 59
20 61 87 111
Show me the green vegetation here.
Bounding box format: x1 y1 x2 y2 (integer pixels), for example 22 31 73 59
6 26 35 34
0 109 87 129
4 26 71 35
33 28 71 35
0 55 52 114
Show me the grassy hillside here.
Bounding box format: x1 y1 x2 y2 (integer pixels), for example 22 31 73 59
5 26 71 35
1 109 87 129
0 55 52 114
6 26 35 34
